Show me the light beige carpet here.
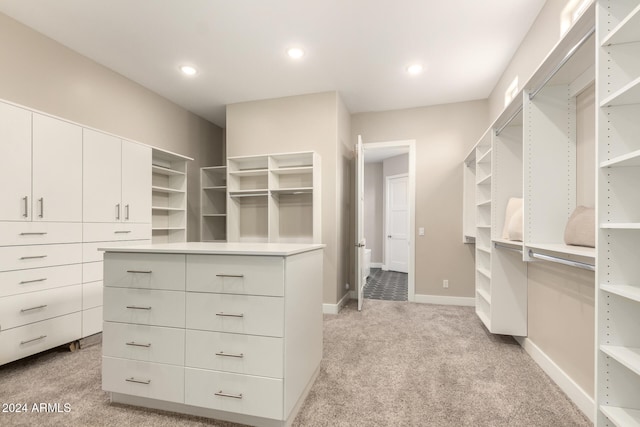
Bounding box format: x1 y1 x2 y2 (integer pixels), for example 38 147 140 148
0 299 591 426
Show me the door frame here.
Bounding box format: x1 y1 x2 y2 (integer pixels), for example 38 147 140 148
384 173 409 273
361 139 416 302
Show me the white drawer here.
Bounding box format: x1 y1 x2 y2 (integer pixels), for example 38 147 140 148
0 312 81 365
0 264 82 298
0 284 82 330
83 261 103 283
186 293 284 337
103 287 185 328
83 223 151 243
104 252 185 291
186 255 284 296
82 306 102 338
102 356 184 403
0 222 82 246
0 243 82 272
185 330 283 378
83 280 103 309
184 368 283 420
103 322 185 365
83 240 151 263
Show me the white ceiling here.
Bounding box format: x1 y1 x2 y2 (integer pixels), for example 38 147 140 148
0 0 546 127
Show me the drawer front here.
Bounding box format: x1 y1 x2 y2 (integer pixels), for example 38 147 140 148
82 306 102 338
83 223 151 243
0 264 82 298
103 322 185 365
186 293 284 337
184 368 283 420
83 261 103 283
103 287 185 328
104 252 185 291
185 330 283 378
83 280 103 309
0 312 81 365
83 240 151 263
186 255 284 296
0 243 82 272
0 222 82 246
0 284 82 330
102 356 184 403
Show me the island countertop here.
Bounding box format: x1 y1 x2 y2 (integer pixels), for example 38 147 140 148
99 241 325 256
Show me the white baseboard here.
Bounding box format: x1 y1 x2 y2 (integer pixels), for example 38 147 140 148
371 262 383 269
515 336 594 422
323 291 351 314
413 294 475 306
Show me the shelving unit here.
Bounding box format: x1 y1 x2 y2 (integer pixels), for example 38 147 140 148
151 148 192 243
597 1 640 424
462 148 476 243
226 151 320 244
200 166 227 242
474 130 492 326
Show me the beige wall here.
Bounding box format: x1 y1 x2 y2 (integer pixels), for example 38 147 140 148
336 94 352 302
364 163 383 263
352 100 488 298
226 91 349 304
0 12 224 241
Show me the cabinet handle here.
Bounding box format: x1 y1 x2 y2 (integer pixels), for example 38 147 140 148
126 270 152 274
20 278 47 284
116 203 120 220
20 255 48 260
215 351 244 358
215 312 244 318
125 377 151 385
214 391 243 399
21 304 47 312
126 341 151 348
38 198 44 218
20 232 47 236
125 204 130 220
23 196 28 218
115 230 132 234
20 335 47 345
216 274 244 278
126 305 152 310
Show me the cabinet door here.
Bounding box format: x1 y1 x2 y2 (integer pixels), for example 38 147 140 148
83 129 122 222
0 102 32 221
122 141 151 223
32 114 82 222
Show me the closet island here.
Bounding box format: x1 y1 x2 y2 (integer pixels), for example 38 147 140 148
100 241 324 427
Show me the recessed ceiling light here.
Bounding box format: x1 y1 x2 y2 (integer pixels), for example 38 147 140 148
287 47 305 59
407 64 423 75
180 65 198 76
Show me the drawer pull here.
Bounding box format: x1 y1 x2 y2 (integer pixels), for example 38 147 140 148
20 232 48 236
126 341 152 348
20 255 48 260
20 335 47 345
20 278 47 284
214 391 243 399
126 305 152 310
126 270 152 274
215 351 244 358
21 304 47 312
125 377 151 385
115 230 132 234
216 274 244 278
215 312 244 318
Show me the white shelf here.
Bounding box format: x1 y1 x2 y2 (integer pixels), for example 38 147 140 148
271 187 313 195
601 345 640 377
600 405 640 427
601 149 640 168
477 199 491 207
601 76 640 107
477 175 492 185
476 308 490 329
477 225 491 229
202 186 226 191
601 284 640 303
229 190 269 197
477 267 491 279
152 185 185 194
526 242 596 261
152 206 184 211
477 288 491 304
477 246 491 255
152 164 185 176
228 169 268 177
601 3 640 46
152 227 186 231
202 213 227 217
477 148 492 163
492 238 523 251
152 148 189 244
271 166 313 175
601 223 640 230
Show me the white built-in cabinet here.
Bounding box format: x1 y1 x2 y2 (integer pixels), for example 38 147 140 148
201 166 227 242
596 0 640 425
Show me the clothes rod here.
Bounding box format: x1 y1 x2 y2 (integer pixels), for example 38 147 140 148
528 249 595 272
528 26 595 101
494 242 523 254
495 105 524 137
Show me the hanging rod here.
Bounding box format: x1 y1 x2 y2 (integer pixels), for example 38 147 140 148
528 26 595 101
528 249 595 272
494 242 523 254
495 105 524 137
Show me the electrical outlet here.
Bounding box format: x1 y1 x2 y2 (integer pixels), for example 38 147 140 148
419 227 425 236
443 279 449 288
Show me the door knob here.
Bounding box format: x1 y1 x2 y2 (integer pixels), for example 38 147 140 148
387 235 392 238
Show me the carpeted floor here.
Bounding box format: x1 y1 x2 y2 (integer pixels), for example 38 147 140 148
0 300 591 426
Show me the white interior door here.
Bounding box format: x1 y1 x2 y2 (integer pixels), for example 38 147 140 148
386 174 409 273
355 135 365 311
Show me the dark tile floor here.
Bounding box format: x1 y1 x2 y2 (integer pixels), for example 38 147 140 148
363 268 408 301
